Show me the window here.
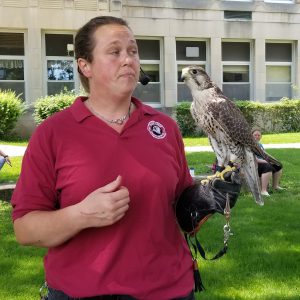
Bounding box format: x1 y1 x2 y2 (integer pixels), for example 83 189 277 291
224 11 252 20
0 32 25 100
45 33 75 95
222 41 251 100
265 42 293 101
176 40 207 102
133 39 161 104
264 0 293 3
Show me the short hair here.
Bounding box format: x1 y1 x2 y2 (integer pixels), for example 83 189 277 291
251 128 262 135
75 16 130 93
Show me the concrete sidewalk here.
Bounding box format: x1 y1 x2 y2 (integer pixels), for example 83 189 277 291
0 145 27 157
1 143 300 157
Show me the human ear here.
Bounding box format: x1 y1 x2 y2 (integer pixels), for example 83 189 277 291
77 58 91 77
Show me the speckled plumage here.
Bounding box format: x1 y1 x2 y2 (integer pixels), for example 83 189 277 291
182 66 281 205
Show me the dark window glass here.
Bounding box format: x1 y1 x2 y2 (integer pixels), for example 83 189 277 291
266 83 292 101
47 60 74 81
0 60 24 80
222 84 250 100
133 84 160 103
222 42 250 61
136 40 160 60
0 82 25 100
224 11 252 20
45 34 74 56
47 82 74 95
223 65 249 82
177 84 193 102
176 41 206 61
0 33 24 55
266 43 292 62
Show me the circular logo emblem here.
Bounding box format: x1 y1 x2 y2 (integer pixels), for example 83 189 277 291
147 121 166 139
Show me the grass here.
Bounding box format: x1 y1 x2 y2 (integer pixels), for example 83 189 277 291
0 203 46 299
1 131 300 148
186 149 300 299
0 137 300 299
183 132 300 147
0 156 23 183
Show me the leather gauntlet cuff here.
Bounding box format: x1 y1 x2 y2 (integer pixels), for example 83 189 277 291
175 170 241 234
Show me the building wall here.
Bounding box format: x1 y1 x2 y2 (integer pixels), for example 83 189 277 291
1 0 300 135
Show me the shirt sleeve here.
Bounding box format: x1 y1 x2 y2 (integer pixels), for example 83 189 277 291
11 122 58 221
173 123 193 199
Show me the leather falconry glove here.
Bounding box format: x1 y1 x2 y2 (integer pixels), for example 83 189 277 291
175 169 242 292
176 169 242 234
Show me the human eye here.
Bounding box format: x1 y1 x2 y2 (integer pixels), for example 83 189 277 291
109 48 120 56
128 46 138 56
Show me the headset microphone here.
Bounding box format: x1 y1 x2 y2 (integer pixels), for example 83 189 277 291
140 67 151 85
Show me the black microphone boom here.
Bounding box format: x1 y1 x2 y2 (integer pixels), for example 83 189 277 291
140 67 151 85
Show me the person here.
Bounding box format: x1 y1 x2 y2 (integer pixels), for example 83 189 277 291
11 16 240 300
252 129 284 196
0 149 11 170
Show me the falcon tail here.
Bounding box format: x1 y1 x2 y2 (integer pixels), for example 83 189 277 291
241 150 264 206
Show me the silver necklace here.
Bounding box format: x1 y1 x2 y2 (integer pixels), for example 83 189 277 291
88 100 132 125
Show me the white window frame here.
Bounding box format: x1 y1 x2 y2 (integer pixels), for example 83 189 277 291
135 37 164 107
221 40 253 100
265 41 294 101
223 0 253 2
176 38 209 103
264 0 294 3
0 31 26 101
42 31 78 96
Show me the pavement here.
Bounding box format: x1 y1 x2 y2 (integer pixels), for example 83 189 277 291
1 143 300 157
0 145 27 157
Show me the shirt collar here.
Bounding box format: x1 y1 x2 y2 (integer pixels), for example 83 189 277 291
70 96 91 123
70 96 158 123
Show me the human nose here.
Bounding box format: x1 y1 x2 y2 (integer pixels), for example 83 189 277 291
122 54 133 66
122 50 137 66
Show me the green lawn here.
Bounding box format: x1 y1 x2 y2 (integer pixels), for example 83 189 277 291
0 139 300 299
183 132 300 147
186 149 300 299
0 156 23 183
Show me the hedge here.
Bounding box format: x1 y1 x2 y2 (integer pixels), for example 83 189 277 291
176 99 300 137
33 91 75 125
0 90 25 138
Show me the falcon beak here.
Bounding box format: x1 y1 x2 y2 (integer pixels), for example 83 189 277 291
181 67 189 81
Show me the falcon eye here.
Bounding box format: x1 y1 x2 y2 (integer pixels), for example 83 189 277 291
191 69 198 75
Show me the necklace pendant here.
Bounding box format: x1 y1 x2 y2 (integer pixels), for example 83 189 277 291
88 99 132 126
115 119 124 125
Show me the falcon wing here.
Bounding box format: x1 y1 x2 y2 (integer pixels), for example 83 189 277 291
209 95 281 167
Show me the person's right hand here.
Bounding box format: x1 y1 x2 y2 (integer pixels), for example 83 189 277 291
77 175 130 228
5 156 12 167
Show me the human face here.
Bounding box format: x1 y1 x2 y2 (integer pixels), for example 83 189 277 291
252 130 262 142
82 24 140 98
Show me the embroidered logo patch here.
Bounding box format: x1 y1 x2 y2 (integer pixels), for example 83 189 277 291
147 121 166 139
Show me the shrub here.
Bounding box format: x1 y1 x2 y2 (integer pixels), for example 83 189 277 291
0 90 25 138
33 91 75 125
175 102 205 137
175 99 300 137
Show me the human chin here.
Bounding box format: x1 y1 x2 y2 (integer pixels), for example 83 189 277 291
119 74 138 85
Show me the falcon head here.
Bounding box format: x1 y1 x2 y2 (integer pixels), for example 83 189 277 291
181 66 213 91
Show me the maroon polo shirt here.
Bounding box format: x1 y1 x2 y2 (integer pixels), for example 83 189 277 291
12 96 194 299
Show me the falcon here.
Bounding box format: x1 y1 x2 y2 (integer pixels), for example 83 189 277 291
181 65 282 205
